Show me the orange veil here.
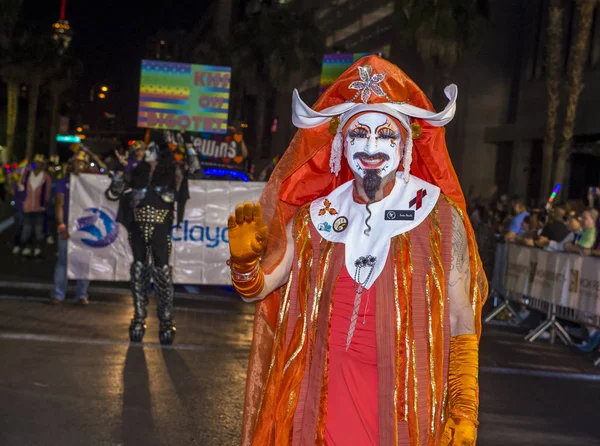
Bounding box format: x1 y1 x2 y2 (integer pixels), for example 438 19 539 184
242 55 488 445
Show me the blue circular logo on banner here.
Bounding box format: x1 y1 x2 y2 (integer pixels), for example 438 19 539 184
75 207 119 248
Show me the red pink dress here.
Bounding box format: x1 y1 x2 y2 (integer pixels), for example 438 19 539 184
325 266 379 445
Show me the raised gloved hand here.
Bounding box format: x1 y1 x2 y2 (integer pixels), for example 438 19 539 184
228 202 268 270
440 334 479 446
227 202 268 298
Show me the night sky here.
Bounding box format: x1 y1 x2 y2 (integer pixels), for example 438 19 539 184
24 0 211 130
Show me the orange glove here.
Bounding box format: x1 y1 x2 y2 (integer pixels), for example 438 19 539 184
441 334 479 446
227 202 268 298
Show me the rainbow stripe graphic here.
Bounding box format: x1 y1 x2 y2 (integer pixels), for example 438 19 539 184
137 60 231 134
319 53 369 95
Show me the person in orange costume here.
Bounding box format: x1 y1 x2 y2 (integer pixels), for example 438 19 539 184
227 55 487 446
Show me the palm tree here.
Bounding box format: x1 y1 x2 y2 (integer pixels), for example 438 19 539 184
540 0 565 200
0 0 25 162
20 31 59 160
400 0 489 99
1 10 54 162
0 0 22 48
553 0 596 188
48 59 81 155
230 1 323 159
0 67 24 163
24 72 44 160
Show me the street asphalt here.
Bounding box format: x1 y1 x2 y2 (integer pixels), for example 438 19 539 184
1 214 600 445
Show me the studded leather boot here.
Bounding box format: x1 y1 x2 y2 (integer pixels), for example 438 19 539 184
129 261 150 342
154 265 176 345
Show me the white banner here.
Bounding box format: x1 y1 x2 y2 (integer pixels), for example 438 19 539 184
67 174 265 284
501 244 600 316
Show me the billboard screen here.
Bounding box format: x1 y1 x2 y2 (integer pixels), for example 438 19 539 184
137 59 231 134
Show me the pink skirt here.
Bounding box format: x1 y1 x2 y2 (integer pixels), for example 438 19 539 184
325 267 379 445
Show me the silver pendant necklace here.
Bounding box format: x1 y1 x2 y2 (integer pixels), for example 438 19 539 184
346 255 377 351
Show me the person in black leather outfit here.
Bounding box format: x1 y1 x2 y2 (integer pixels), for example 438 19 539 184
106 141 189 345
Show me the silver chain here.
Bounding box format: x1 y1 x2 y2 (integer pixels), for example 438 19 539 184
353 255 377 293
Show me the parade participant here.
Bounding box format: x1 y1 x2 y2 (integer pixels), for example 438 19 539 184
47 155 64 179
112 140 144 172
0 165 6 203
20 154 52 258
106 141 189 345
228 56 487 445
51 150 91 305
9 162 27 254
163 130 200 174
44 154 62 246
127 140 146 171
68 144 107 173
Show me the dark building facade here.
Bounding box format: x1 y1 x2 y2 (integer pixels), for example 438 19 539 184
139 0 600 201
485 0 600 202
273 0 600 204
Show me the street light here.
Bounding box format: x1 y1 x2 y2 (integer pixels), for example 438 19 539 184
98 93 106 99
101 86 108 92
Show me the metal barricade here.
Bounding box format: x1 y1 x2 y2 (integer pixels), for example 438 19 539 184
484 290 522 323
523 299 572 346
476 229 600 361
484 241 522 324
489 242 600 357
486 242 574 346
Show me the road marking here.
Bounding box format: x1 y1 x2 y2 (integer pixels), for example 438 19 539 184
0 280 236 302
0 281 131 296
0 332 208 351
0 294 253 316
481 366 600 381
0 216 14 234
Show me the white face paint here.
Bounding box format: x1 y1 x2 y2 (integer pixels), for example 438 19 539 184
144 142 158 162
343 112 403 178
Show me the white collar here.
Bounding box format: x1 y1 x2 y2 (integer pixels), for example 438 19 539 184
310 172 440 289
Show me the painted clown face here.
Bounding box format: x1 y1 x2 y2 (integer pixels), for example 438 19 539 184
343 112 403 178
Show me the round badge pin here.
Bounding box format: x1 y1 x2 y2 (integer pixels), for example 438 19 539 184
333 216 348 233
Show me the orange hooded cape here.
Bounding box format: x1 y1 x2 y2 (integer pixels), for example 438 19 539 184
241 55 487 445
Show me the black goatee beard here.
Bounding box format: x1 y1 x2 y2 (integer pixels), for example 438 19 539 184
363 169 382 202
362 169 382 236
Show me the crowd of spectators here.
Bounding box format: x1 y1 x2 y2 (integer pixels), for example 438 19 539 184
468 187 600 261
0 146 107 259
0 139 267 260
467 186 600 355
